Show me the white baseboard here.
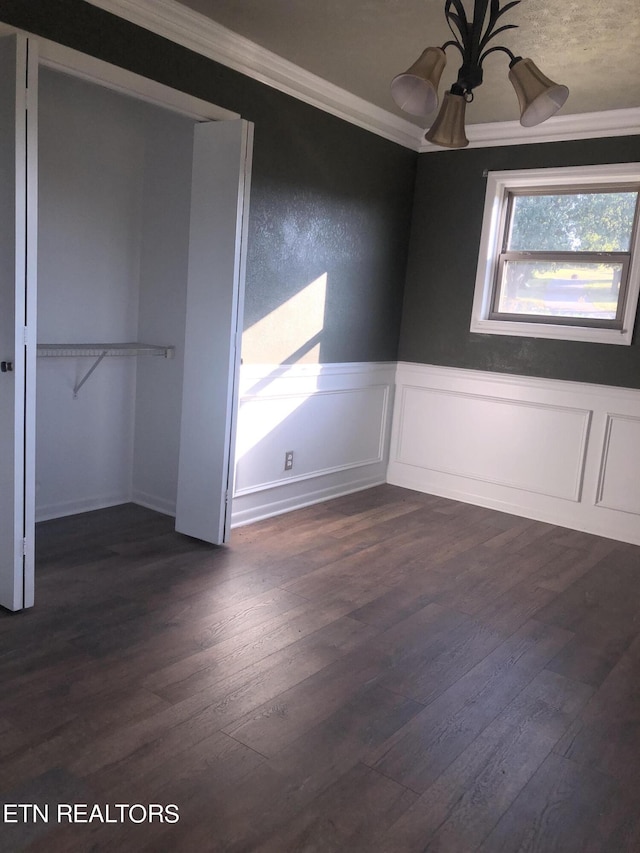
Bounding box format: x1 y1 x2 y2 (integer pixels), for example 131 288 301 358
388 362 640 547
231 472 386 527
130 489 176 517
37 491 176 522
231 361 395 527
35 492 131 522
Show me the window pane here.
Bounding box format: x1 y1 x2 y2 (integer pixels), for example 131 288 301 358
496 260 623 320
508 192 638 252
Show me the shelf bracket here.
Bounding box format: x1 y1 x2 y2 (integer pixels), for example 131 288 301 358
73 350 108 398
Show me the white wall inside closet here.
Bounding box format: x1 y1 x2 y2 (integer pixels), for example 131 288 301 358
36 68 194 521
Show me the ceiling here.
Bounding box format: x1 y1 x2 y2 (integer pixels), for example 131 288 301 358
173 0 640 128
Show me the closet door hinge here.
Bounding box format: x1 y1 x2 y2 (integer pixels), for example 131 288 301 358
22 538 27 557
23 327 29 346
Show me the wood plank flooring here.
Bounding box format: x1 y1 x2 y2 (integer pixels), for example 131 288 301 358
1 485 639 851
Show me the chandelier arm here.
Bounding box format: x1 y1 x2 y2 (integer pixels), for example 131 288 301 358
441 39 465 58
479 44 517 66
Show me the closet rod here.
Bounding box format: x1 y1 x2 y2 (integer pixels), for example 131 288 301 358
37 343 175 398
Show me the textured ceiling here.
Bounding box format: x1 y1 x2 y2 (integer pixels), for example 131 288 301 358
173 0 640 127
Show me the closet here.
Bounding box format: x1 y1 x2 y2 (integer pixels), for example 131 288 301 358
37 67 193 524
0 34 253 611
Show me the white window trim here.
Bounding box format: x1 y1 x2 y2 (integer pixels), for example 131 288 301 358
470 163 640 345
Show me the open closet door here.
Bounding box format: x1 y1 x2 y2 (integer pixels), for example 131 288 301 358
0 34 37 611
175 119 253 545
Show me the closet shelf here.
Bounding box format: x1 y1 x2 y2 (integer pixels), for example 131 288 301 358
37 343 175 398
37 343 174 359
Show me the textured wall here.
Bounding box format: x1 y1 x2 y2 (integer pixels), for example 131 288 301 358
1 0 416 364
399 137 640 389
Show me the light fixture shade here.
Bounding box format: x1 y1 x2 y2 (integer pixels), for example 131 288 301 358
508 58 569 127
425 91 469 148
390 47 446 116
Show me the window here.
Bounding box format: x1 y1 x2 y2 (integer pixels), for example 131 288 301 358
471 164 640 345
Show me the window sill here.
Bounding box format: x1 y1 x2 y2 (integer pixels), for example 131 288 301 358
470 316 633 345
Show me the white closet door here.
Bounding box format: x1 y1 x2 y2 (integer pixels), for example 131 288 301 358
175 119 253 545
0 34 37 611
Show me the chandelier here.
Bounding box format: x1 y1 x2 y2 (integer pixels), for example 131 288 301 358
391 0 569 148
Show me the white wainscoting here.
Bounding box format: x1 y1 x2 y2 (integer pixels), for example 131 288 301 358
388 362 640 546
596 414 640 516
231 362 395 526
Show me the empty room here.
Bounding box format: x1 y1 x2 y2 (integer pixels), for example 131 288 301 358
0 0 639 850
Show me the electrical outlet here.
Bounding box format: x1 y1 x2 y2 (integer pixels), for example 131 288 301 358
284 450 294 471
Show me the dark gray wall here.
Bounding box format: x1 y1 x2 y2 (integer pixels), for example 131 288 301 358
399 137 640 388
0 0 416 364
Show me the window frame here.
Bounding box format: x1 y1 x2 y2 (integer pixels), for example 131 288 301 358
470 164 640 345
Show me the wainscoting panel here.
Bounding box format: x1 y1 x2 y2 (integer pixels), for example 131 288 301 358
388 363 640 546
596 414 640 516
397 386 590 501
231 362 395 526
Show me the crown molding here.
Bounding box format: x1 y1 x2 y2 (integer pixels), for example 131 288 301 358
84 0 422 150
85 0 640 154
419 107 640 152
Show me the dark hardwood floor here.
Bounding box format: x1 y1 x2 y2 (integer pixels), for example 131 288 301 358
1 485 639 851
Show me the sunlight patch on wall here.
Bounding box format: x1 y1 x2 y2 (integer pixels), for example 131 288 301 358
235 393 307 461
242 273 327 365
